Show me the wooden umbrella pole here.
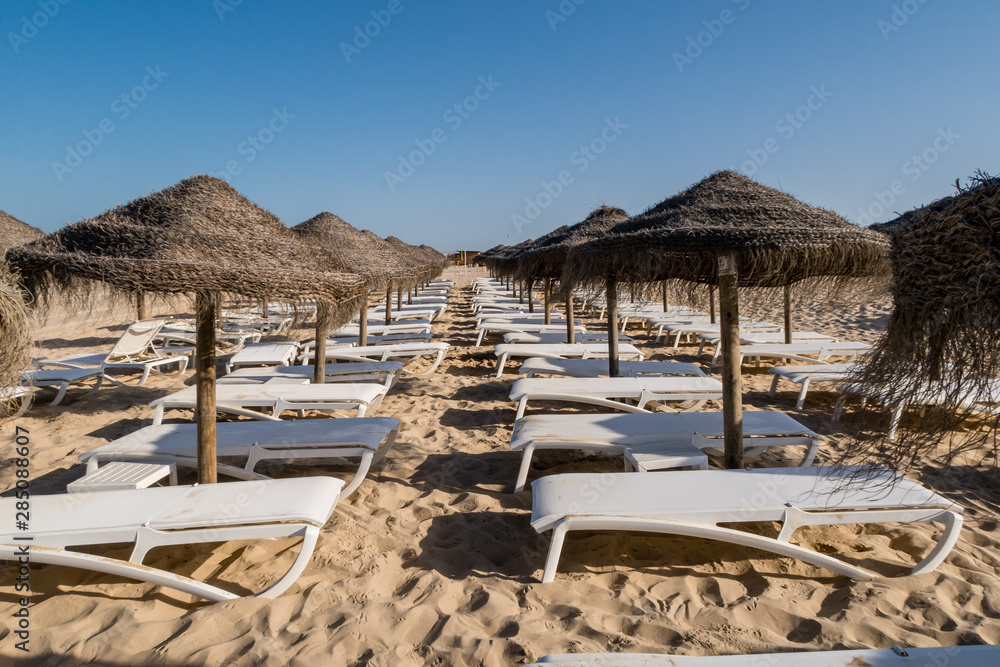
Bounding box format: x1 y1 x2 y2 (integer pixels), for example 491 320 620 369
397 288 403 310
661 281 668 312
543 278 552 325
717 256 743 470
519 281 525 304
136 291 147 320
314 303 328 384
384 287 392 326
565 286 575 344
407 285 412 305
195 291 218 484
606 278 620 377
709 285 717 324
527 279 534 313
358 298 368 347
783 284 793 345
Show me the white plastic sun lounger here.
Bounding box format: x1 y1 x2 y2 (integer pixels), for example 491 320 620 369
769 362 860 409
302 342 450 375
494 343 643 377
509 411 821 492
531 466 962 583
738 341 871 366
531 645 1000 666
150 382 388 424
80 418 400 497
367 306 442 322
0 477 343 602
698 331 838 362
328 333 432 346
225 342 300 373
34 318 189 385
661 320 781 347
21 368 105 405
518 358 705 379
220 361 405 390
510 376 723 419
833 378 1000 440
503 332 630 344
337 321 433 335
477 322 586 346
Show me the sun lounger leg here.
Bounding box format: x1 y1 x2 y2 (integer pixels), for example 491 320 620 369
476 329 486 347
514 442 537 493
768 374 780 396
887 404 904 440
541 519 571 583
832 393 847 423
138 367 153 386
796 379 811 410
420 350 447 374
341 450 375 497
49 381 70 406
496 353 509 378
911 510 963 575
516 397 529 420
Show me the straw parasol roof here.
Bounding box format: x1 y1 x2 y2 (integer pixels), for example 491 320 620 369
385 236 445 281
9 175 367 315
0 262 32 408
475 244 506 266
564 171 890 289
485 238 538 279
0 210 43 254
292 212 419 290
513 206 628 282
564 171 890 468
842 171 1000 470
7 175 368 483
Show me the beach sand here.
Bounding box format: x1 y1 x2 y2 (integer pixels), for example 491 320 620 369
1 266 998 665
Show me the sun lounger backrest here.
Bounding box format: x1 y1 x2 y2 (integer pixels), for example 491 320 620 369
106 319 169 363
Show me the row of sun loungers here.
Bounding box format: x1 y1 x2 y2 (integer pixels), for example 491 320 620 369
471 277 964 588
0 280 456 601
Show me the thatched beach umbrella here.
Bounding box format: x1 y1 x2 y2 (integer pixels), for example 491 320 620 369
844 172 1000 470
8 175 367 483
565 171 890 468
0 210 44 253
514 206 628 342
293 213 418 367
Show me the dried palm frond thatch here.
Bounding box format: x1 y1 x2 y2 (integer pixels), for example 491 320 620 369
292 212 419 290
0 209 44 254
7 175 368 482
384 236 446 281
564 171 890 290
0 262 33 413
8 175 368 320
513 205 628 282
563 171 890 469
838 172 1000 473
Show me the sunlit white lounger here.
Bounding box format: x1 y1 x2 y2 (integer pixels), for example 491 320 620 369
509 411 821 492
0 477 343 601
302 342 450 375
80 418 400 497
531 466 962 582
509 376 723 419
519 358 704 379
494 343 642 377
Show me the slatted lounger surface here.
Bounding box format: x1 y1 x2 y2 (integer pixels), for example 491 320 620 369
509 411 821 492
531 466 962 582
80 418 400 496
531 645 1000 666
150 382 388 424
494 343 643 377
0 477 344 601
518 358 705 379
509 376 723 419
220 361 406 389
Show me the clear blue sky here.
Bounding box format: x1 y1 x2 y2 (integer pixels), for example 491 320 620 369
2 0 997 252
